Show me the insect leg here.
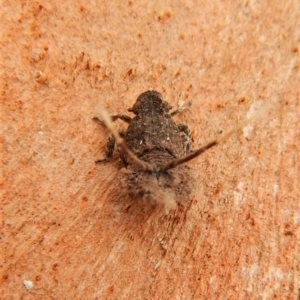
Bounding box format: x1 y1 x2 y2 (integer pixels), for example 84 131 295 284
177 123 191 152
111 114 132 124
95 136 115 163
170 101 192 116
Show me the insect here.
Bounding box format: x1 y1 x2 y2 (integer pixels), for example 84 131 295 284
94 90 269 213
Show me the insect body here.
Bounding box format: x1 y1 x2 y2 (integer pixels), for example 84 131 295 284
94 91 195 212
94 90 269 213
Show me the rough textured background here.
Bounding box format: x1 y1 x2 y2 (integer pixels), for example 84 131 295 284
1 0 299 299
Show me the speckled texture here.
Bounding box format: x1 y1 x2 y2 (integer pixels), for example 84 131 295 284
1 0 299 299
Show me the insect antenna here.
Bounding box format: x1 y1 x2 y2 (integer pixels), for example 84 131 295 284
162 102 272 171
97 105 153 171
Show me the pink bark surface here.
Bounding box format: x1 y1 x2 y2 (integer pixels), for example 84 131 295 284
1 1 299 299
